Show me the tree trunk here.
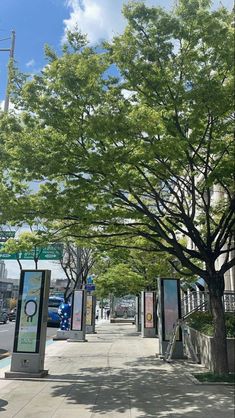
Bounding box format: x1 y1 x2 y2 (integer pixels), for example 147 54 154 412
17 258 22 271
208 275 229 374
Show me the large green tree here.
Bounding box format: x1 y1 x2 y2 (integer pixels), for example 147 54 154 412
1 1 234 373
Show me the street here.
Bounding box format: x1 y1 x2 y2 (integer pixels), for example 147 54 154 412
0 321 57 357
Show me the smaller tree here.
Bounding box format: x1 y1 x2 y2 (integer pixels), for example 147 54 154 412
95 262 146 299
59 241 96 302
1 230 49 270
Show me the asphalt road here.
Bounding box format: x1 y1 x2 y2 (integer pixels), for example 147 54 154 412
0 321 58 357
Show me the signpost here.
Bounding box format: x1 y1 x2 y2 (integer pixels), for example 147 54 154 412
5 270 51 378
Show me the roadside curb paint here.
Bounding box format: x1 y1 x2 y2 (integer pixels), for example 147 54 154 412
0 338 55 369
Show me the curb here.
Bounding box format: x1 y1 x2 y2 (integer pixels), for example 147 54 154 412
0 351 10 361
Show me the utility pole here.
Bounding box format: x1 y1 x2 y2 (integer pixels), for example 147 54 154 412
0 30 16 112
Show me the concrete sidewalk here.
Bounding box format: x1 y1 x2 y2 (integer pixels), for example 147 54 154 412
0 322 234 418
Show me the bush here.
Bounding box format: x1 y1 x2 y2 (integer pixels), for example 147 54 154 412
225 313 235 337
186 312 235 337
193 372 235 383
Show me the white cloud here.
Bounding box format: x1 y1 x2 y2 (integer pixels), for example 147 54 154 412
63 0 128 44
63 0 233 45
63 1 177 45
26 59 35 68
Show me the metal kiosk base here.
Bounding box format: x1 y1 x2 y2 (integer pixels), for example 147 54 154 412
5 370 48 379
67 330 87 342
5 352 49 379
53 329 70 340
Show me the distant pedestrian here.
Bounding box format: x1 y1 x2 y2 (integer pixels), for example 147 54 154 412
96 310 99 321
106 309 110 320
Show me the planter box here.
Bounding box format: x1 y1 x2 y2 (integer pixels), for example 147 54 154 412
188 327 235 372
110 318 135 324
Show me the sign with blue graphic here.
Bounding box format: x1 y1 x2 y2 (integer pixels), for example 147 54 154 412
85 284 96 292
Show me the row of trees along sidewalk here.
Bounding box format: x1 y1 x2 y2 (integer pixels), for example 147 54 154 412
0 0 234 374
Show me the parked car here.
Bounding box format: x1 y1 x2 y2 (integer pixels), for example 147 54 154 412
0 309 8 324
8 307 17 321
47 296 64 327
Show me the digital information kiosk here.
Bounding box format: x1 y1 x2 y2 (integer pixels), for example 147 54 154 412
141 291 157 338
158 278 184 358
5 270 51 378
135 295 141 332
86 294 96 334
67 289 87 342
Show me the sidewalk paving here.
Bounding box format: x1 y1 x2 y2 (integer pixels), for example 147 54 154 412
0 322 234 418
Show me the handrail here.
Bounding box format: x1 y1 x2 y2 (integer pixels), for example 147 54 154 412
182 300 208 320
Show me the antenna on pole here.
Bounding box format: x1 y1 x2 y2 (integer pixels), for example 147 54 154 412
0 30 16 113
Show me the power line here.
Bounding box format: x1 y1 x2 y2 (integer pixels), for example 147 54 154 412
0 37 11 42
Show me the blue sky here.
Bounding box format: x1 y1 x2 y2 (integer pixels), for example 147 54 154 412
0 0 233 279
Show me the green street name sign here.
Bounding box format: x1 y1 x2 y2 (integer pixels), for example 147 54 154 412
0 231 16 243
0 244 63 260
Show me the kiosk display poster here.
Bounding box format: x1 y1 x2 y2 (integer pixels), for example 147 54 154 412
86 295 92 326
71 290 83 331
163 279 180 340
15 271 44 353
145 292 154 328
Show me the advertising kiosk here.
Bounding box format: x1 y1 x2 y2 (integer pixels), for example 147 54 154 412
67 289 87 342
141 291 157 338
86 294 96 334
135 295 141 332
158 278 184 358
5 270 51 378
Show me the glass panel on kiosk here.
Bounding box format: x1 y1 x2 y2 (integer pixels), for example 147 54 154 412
162 279 182 341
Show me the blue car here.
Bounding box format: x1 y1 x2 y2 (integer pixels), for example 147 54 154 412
47 296 64 327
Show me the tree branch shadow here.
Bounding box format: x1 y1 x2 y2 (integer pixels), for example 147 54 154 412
0 399 8 412
47 356 234 417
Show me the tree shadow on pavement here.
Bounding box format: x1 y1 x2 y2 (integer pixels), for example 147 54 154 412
0 399 8 411
0 349 9 360
49 357 235 418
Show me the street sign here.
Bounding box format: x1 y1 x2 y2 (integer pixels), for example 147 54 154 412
85 284 96 292
0 248 18 259
20 245 63 260
0 244 63 260
0 231 16 242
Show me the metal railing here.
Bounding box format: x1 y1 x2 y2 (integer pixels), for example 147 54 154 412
223 292 235 312
181 291 235 317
